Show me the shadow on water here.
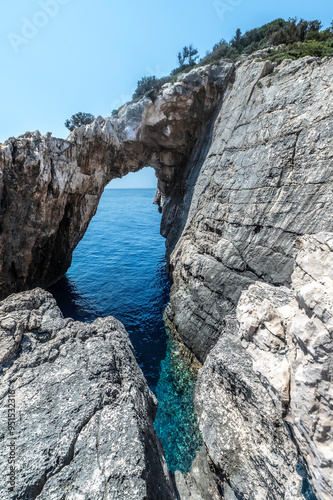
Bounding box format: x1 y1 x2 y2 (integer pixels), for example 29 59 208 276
49 260 169 387
49 275 99 322
49 188 202 471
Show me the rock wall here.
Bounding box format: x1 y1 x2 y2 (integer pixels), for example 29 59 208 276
0 62 233 299
162 56 333 500
0 288 176 499
164 55 333 362
195 233 333 500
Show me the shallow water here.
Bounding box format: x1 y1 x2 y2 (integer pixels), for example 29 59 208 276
154 329 202 472
50 188 201 471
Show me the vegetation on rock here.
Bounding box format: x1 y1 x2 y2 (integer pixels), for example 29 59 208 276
171 45 199 76
131 18 332 107
132 75 169 101
65 112 95 131
200 18 333 64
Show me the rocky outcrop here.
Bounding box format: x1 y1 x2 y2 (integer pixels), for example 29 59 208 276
161 56 333 499
0 288 176 499
1 52 333 500
165 55 333 362
0 62 234 299
195 233 333 500
195 317 305 500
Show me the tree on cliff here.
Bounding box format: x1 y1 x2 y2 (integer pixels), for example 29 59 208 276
65 112 95 131
132 76 160 101
230 28 242 49
177 45 199 67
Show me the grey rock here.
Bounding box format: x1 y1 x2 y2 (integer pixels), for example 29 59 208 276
195 233 333 500
0 288 176 499
1 53 333 500
174 447 222 500
164 56 333 362
288 234 333 500
0 62 234 299
195 317 304 500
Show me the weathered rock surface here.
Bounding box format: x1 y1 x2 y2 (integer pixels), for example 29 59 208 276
174 447 223 500
195 233 333 500
0 62 234 299
195 317 304 500
0 288 176 499
165 56 333 362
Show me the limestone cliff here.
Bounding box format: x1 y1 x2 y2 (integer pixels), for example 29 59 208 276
0 288 176 499
0 53 332 500
165 55 333 362
165 56 333 500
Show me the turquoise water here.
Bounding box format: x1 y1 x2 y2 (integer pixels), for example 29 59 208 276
154 328 202 472
50 188 201 472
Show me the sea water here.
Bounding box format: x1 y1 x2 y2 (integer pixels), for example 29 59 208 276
50 188 201 472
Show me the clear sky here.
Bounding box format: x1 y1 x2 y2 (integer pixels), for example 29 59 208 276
0 0 331 187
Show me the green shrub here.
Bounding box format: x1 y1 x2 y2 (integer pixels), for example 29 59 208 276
199 18 333 67
200 39 238 64
267 40 333 63
178 45 199 66
132 76 160 101
65 112 95 131
127 18 332 108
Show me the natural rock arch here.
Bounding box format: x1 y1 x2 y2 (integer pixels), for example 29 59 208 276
0 63 234 298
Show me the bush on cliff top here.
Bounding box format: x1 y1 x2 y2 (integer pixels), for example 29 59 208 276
124 18 332 112
132 45 199 102
65 112 95 131
267 39 333 62
200 18 333 65
171 45 199 76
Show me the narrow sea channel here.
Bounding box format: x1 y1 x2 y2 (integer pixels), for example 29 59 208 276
49 187 201 472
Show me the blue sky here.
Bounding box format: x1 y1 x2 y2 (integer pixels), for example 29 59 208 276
0 0 331 187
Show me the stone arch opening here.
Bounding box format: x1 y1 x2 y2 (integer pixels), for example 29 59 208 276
49 169 168 387
0 62 234 298
48 162 202 474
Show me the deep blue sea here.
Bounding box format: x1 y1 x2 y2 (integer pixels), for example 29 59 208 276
49 188 201 472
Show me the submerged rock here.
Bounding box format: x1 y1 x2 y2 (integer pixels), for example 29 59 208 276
195 233 333 500
0 288 176 499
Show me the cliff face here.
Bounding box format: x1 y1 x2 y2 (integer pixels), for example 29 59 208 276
0 289 176 499
0 62 233 299
164 56 333 362
164 56 333 500
0 53 332 500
